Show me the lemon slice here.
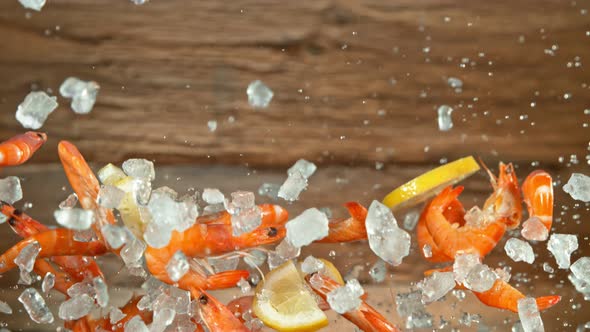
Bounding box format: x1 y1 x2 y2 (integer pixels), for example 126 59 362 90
298 258 345 285
382 156 480 210
253 261 328 332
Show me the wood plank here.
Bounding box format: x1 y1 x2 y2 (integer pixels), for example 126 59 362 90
0 0 588 167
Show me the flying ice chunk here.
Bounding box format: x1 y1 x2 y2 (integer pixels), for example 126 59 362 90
247 80 273 108
150 308 176 332
229 191 255 210
365 200 411 266
464 264 497 292
16 91 58 130
207 120 217 132
286 208 329 247
505 238 535 264
326 279 364 314
569 273 590 300
226 191 262 236
396 290 425 317
121 235 147 268
18 288 54 324
453 253 481 284
101 224 129 249
268 239 301 269
258 183 280 200
54 208 94 230
278 171 308 201
447 77 463 89
110 307 126 324
202 188 225 204
417 271 456 303
42 272 55 294
571 257 590 284
98 185 125 208
14 241 41 274
437 105 454 131
521 217 549 241
563 173 590 202
237 277 251 293
125 315 149 332
59 77 100 114
59 294 94 320
145 188 198 248
301 255 325 274
369 259 387 283
93 277 109 308
166 251 189 282
0 300 11 314
18 0 46 11
288 159 317 179
122 158 155 181
406 311 433 329
518 297 544 332
67 281 94 298
402 210 420 231
0 176 23 204
422 244 433 258
547 233 578 269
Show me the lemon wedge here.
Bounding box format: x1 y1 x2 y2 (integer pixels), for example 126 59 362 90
253 261 328 332
382 156 480 210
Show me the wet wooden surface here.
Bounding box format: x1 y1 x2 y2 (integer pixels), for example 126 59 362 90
0 0 589 167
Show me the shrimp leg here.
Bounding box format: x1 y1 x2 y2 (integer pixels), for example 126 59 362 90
0 131 47 167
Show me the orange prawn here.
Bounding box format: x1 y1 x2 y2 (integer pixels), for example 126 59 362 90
521 170 553 234
0 131 47 167
315 202 368 243
195 290 251 332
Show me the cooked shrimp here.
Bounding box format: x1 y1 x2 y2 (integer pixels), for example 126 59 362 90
316 202 368 243
522 170 553 233
0 131 47 167
481 162 523 229
417 198 465 263
306 273 400 332
195 290 250 332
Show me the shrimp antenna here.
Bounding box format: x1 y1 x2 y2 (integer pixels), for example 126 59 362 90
478 157 497 187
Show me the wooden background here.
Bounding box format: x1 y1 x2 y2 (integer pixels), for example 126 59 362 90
0 0 589 331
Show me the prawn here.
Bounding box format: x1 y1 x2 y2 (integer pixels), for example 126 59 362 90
315 202 368 243
521 170 553 235
195 290 251 332
0 131 47 167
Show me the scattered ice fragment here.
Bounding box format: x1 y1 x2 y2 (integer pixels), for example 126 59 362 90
166 251 189 282
464 264 497 292
125 315 149 332
247 80 273 108
505 238 535 264
59 193 78 209
521 217 549 241
396 290 432 328
122 158 155 181
202 188 224 204
97 163 126 185
145 188 198 248
571 257 590 284
268 239 301 269
110 307 126 324
15 91 58 130
464 206 493 228
54 208 94 230
18 0 46 11
0 176 23 204
121 235 147 269
278 171 308 201
101 224 128 249
494 267 511 282
460 312 481 327
150 308 175 332
59 294 95 320
207 120 217 132
98 185 125 208
406 311 433 329
563 173 590 202
244 249 266 269
547 233 578 269
447 77 463 89
42 272 55 294
326 279 364 314
542 263 555 274
18 288 54 324
237 277 251 293
453 253 481 284
422 244 433 258
365 200 411 266
67 281 94 298
93 277 109 308
208 255 240 273
0 300 12 314
369 260 387 283
285 208 329 247
301 255 325 274
288 159 317 179
258 183 280 200
518 297 544 332
14 241 41 274
437 105 454 131
402 210 420 231
569 273 590 300
418 272 456 303
59 77 100 114
230 201 262 236
133 178 152 205
130 0 148 4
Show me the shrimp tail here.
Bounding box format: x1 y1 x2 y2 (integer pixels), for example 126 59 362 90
430 186 464 210
0 131 47 167
344 201 367 221
536 295 561 311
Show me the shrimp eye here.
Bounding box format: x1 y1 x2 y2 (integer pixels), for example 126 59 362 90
199 295 208 305
13 209 22 216
267 227 278 237
8 218 16 227
35 132 45 139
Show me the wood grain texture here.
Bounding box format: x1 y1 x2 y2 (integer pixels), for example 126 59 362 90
0 0 588 168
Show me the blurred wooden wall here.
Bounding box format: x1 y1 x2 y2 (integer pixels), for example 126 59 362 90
0 0 588 168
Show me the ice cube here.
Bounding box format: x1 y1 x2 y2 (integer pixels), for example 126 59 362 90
0 176 23 204
54 208 94 230
150 308 175 332
301 255 325 274
563 173 590 202
518 297 544 332
547 233 578 269
122 158 155 181
453 253 481 284
369 259 387 283
101 224 129 249
395 290 425 317
258 183 280 200
166 251 189 282
268 239 300 269
60 77 100 114
326 279 365 314
237 277 251 293
464 206 492 228
133 178 152 205
569 273 590 300
365 200 411 266
18 288 54 324
67 281 95 298
402 210 420 231
285 208 329 247
42 272 55 295
407 311 433 329
288 159 317 179
18 0 46 11
0 300 11 314
145 188 198 248
278 171 308 201
59 193 78 209
231 206 262 236
15 91 58 130
124 315 149 332
230 191 255 210
14 241 40 273
110 307 126 324
98 185 125 208
423 244 433 258
202 188 225 204
59 294 95 320
417 271 456 303
208 255 240 273
207 120 217 132
521 217 549 241
543 263 554 274
121 236 146 268
571 257 590 284
505 238 535 264
93 277 109 308
464 264 497 292
437 105 454 131
247 80 273 108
